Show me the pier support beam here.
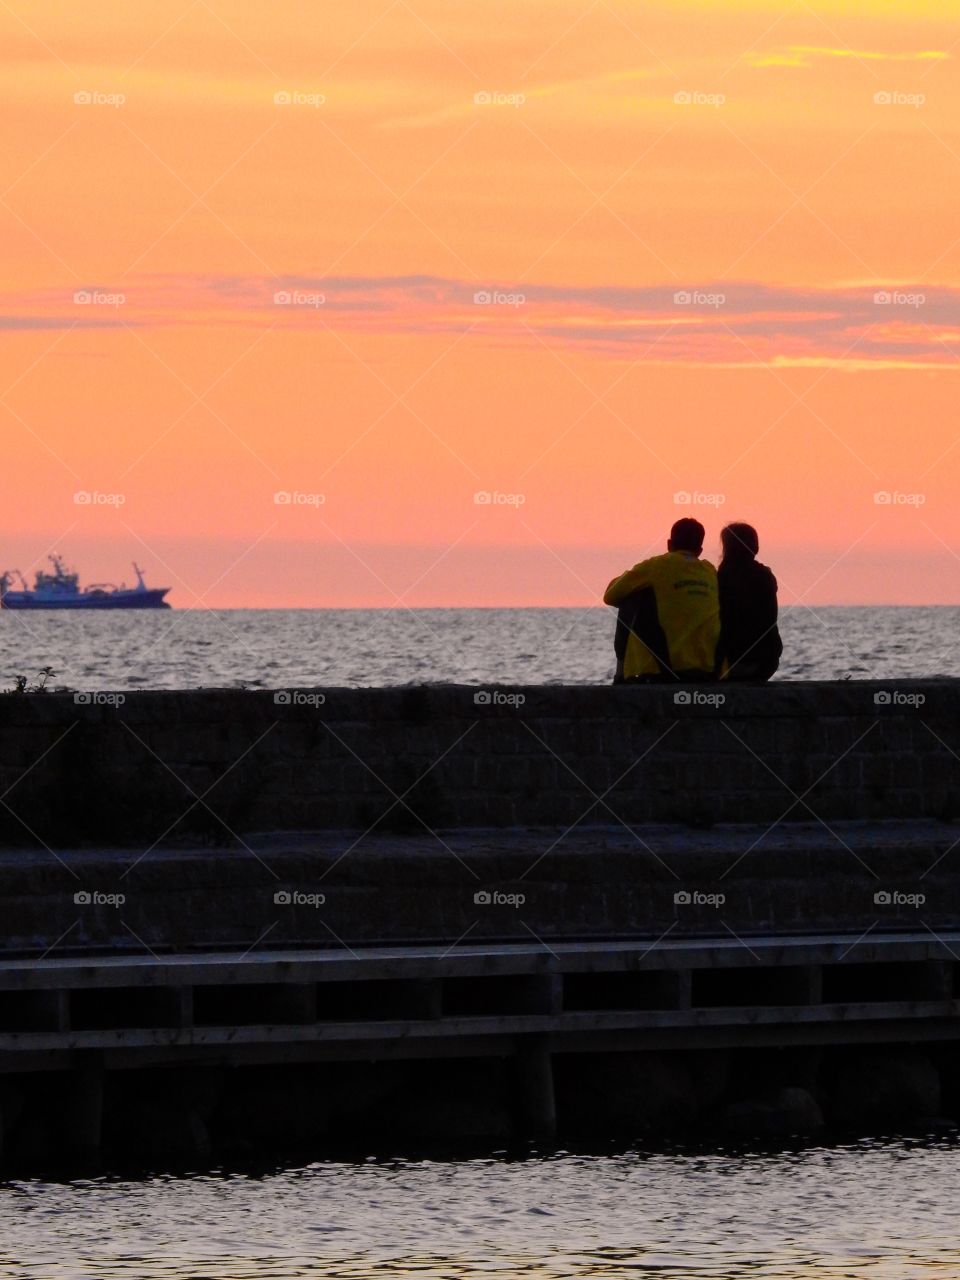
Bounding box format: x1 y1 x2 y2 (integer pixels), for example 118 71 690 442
514 1034 556 1142
61 1054 103 1157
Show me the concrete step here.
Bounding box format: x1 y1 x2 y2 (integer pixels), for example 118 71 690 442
0 819 955 956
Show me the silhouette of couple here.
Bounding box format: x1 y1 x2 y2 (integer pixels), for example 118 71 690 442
604 518 782 684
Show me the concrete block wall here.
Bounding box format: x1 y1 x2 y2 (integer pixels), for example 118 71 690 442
0 678 957 954
0 680 956 843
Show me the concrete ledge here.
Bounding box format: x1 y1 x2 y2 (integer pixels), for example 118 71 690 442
0 820 956 954
0 680 957 849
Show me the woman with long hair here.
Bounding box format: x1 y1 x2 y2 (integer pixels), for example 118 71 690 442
717 522 782 681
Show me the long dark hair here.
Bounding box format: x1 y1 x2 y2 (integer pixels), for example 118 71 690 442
720 522 759 567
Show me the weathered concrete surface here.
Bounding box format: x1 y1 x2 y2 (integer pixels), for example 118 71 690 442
1 682 957 1169
0 820 955 954
0 681 956 846
0 681 956 953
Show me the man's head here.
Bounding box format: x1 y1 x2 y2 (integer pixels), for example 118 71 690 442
668 517 705 556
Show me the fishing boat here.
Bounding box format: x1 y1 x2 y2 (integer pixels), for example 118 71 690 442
0 555 171 609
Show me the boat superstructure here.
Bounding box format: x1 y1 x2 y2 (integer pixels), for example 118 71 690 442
0 556 170 609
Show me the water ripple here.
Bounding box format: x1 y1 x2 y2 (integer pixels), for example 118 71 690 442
0 606 956 690
3 1140 960 1279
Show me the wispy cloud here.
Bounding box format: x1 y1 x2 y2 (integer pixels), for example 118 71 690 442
747 45 950 69
0 313 129 331
6 273 960 369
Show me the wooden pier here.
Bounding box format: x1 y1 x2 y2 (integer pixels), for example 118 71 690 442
4 930 960 1144
1 681 958 1159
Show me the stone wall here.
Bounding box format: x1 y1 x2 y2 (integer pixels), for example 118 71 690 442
0 680 956 842
1 680 958 953
3 682 958 1171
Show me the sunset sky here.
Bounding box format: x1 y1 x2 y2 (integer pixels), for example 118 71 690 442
3 0 959 607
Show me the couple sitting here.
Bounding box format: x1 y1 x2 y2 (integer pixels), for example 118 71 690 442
604 518 782 684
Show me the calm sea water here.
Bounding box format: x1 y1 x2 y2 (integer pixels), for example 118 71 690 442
0 606 956 690
3 1140 959 1279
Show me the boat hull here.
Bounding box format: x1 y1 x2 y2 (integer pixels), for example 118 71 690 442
2 590 170 610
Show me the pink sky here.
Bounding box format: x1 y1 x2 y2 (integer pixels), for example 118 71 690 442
2 0 959 606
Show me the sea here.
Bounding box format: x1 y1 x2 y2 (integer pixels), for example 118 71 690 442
0 605 956 690
2 1139 960 1279
3 605 957 1278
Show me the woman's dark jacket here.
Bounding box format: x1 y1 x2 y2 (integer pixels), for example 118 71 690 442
717 558 782 680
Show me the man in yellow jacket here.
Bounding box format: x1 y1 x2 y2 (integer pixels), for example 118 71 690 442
604 518 720 682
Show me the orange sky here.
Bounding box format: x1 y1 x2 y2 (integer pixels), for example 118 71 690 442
2 0 959 607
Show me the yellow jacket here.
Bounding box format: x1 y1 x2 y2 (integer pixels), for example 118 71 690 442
604 551 720 679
